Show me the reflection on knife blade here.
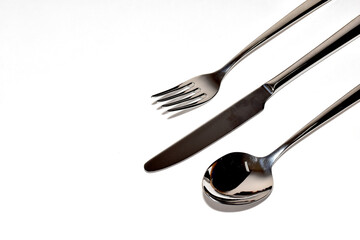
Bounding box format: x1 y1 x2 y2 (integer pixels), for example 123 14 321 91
144 15 360 171
145 86 271 171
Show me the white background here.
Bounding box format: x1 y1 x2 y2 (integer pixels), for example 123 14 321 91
0 0 359 239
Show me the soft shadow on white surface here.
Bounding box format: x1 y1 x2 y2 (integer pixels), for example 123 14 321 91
0 0 360 240
202 191 269 212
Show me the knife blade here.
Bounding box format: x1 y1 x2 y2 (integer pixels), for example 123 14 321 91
145 86 271 171
144 15 360 171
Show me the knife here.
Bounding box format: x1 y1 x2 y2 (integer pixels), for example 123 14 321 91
145 15 360 172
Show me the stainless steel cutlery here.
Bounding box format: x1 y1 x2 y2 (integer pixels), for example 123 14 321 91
145 15 360 172
145 1 360 211
203 84 360 210
152 0 331 112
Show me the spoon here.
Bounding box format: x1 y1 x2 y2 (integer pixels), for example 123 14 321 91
203 84 360 211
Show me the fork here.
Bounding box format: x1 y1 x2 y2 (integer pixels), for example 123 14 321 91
152 0 331 112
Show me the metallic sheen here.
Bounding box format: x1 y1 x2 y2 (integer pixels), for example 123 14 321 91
203 84 360 211
152 0 331 112
144 16 360 172
146 86 271 171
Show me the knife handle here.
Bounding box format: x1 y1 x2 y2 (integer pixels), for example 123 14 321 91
264 15 360 94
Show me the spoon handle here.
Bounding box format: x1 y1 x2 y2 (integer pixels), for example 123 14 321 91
264 15 360 94
268 84 360 165
219 0 331 75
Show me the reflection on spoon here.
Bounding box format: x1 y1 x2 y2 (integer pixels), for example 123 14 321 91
203 84 360 211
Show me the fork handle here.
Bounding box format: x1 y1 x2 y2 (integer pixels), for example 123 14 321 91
264 15 360 94
219 0 331 75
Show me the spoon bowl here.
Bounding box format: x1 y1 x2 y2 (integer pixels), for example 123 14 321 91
202 84 360 211
203 152 273 207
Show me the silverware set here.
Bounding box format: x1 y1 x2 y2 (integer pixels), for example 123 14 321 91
145 0 360 211
152 0 331 112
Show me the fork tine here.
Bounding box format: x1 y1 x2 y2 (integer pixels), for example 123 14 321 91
156 87 199 102
152 85 181 98
167 94 207 112
162 93 205 107
152 82 192 98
